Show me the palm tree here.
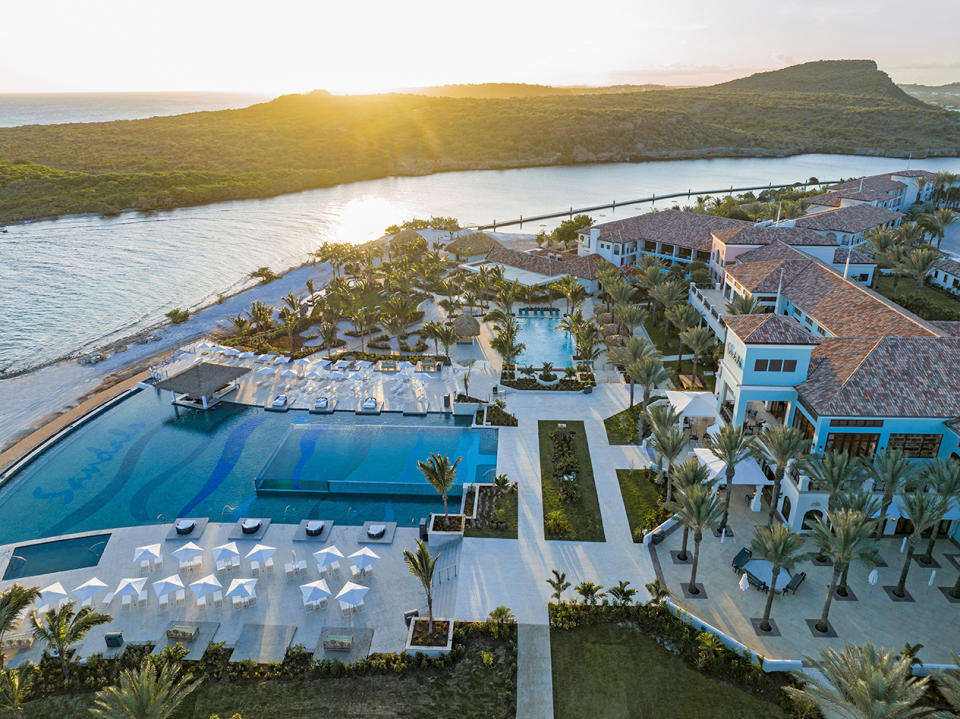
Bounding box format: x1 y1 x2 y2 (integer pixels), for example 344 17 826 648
918 208 958 249
785 644 934 719
665 304 700 370
613 303 647 338
633 357 669 435
495 279 521 315
486 606 515 638
753 425 809 527
0 585 40 667
245 300 274 333
941 657 960 713
403 539 440 633
318 321 339 359
644 579 671 609
648 281 687 346
897 221 925 247
901 245 941 296
420 320 444 355
703 423 754 535
546 569 571 603
553 275 584 314
891 491 946 599
607 580 637 606
668 483 725 595
349 306 379 353
919 459 960 564
0 665 32 713
806 509 879 633
278 305 299 351
649 424 686 504
90 658 200 719
490 320 524 367
604 279 636 314
432 324 458 360
679 326 715 381
574 581 604 606
804 451 857 512
749 524 805 632
31 601 112 677
611 334 659 368
229 314 250 337
862 449 917 532
556 308 585 338
418 453 461 520
833 490 882 597
670 459 713 561
862 225 899 262
725 294 764 315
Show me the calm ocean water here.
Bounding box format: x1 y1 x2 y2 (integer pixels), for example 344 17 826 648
3 153 960 374
0 92 269 126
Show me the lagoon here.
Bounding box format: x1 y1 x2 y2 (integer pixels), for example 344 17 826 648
3 153 960 374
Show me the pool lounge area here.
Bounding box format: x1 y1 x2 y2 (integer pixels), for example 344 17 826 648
0 389 498 545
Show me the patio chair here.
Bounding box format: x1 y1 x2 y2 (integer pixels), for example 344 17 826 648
783 572 806 595
746 572 768 592
731 547 752 574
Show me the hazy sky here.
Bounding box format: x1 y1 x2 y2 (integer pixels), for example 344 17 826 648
4 0 959 93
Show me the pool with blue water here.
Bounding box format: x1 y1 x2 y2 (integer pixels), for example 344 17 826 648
515 316 576 368
3 534 111 580
0 390 497 544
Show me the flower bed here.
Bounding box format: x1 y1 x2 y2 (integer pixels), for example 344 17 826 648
410 619 451 647
538 420 604 541
464 484 519 539
616 468 670 543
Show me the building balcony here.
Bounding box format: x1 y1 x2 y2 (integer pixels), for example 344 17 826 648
689 284 727 337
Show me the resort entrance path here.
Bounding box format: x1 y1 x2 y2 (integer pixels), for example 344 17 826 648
517 624 554 719
455 385 657 715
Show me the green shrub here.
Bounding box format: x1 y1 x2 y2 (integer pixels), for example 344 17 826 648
165 307 189 324
545 509 572 537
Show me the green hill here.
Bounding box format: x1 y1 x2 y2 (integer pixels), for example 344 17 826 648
1 59 958 223
401 83 668 98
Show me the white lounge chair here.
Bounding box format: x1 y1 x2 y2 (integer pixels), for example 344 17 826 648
158 594 169 610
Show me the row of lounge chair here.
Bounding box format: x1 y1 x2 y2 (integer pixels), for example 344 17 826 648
518 307 560 316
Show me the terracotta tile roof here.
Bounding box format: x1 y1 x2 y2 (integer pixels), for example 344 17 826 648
890 169 934 178
485 243 612 280
806 188 894 206
726 259 806 293
930 321 960 337
936 257 960 277
831 175 906 194
833 247 875 264
713 225 837 246
723 314 819 345
797 336 960 417
795 204 903 234
734 241 813 265
590 210 751 251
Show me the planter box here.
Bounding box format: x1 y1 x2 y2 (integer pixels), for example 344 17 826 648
404 618 454 657
429 513 465 542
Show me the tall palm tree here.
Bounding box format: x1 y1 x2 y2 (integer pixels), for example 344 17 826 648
552 275 584 314
648 281 687 346
546 569 571 603
665 304 700 370
613 303 647 338
749 524 805 632
489 319 524 367
862 225 899 262
901 245 941 296
611 334 659 368
90 658 200 719
897 221 925 247
404 539 440 633
495 279 521 315
670 459 713 561
919 459 960 564
834 490 882 597
703 423 754 535
668 483 725 596
862 449 917 532
752 424 809 527
634 357 670 433
31 602 112 678
420 319 444 355
278 305 299 351
245 300 274 334
679 326 715 381
785 644 934 719
0 585 40 667
604 279 636 314
891 491 946 599
725 294 764 315
318 322 339 359
804 451 857 513
556 308 586 338
573 320 603 365
918 207 958 249
806 509 879 633
434 324 459 360
649 424 686 504
418 453 462 520
349 306 379 353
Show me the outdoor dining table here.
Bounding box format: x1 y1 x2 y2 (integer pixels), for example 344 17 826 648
742 559 791 591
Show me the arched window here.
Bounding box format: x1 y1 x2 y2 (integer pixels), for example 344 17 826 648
802 509 823 530
825 232 837 242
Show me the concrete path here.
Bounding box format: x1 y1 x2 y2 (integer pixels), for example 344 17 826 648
517 624 554 719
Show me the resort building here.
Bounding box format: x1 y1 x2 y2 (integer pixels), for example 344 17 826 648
804 169 934 213
930 257 960 295
462 241 610 291
790 203 903 246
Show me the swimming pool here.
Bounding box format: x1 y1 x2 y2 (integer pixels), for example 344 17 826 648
0 390 497 544
515 316 576 368
3 533 111 580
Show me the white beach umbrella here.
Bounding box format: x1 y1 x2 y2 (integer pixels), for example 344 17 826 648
222 347 240 357
274 356 291 364
293 358 310 366
348 547 380 571
305 371 323 380
40 582 68 603
171 542 203 562
225 577 258 599
333 360 352 370
314 359 332 369
397 361 414 369
245 544 277 563
280 368 298 377
114 577 147 599
152 574 184 599
197 341 213 350
212 542 240 562
257 354 276 363
132 544 162 564
72 577 107 602
313 545 345 568
335 581 369 608
238 351 256 359
355 360 373 369
256 367 276 376
189 574 222 598
300 579 331 605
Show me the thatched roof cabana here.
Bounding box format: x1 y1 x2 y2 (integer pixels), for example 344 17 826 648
453 314 481 338
156 362 249 408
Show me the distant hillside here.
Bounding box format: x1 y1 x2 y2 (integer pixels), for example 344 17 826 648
1 59 958 223
402 83 668 99
717 59 926 106
900 82 960 108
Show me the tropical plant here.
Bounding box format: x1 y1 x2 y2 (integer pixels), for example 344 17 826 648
486 606 515 638
229 314 250 336
574 581 605 606
725 294 765 315
31 601 112 677
644 578 670 609
703 423 754 535
613 303 647 338
648 281 688 346
918 207 958 249
490 319 524 367
834 490 883 597
607 580 637 607
665 304 700 369
667 483 725 595
804 451 858 512
862 449 917 529
349 306 379 353
547 569 571 603
318 321 339 358
805 509 879 633
278 305 299 350
245 300 274 333
670 459 714 561
418 453 462 520
901 245 941 296
611 334 659 368
495 279 521 315
434 324 459 360
784 644 935 719
919 459 960 564
749 524 805 632
679 325 716 379
649 423 686 504
0 665 32 713
553 275 586 314
403 539 440 633
753 425 809 527
939 654 960 712
891 491 946 599
420 319 444 355
0 585 40 667
90 658 201 719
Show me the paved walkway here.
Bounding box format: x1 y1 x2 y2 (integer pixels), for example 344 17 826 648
517 624 554 719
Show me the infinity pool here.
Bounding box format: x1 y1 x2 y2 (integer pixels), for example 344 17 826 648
515 316 576 368
0 390 497 544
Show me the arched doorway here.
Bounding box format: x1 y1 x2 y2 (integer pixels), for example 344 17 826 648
780 496 792 523
802 509 823 530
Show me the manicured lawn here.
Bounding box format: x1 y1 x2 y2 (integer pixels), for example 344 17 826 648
539 420 605 542
873 275 960 317
616 469 668 539
465 486 519 539
642 315 671 354
603 405 643 445
551 623 786 719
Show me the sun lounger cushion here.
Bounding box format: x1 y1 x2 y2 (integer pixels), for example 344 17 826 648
306 520 325 536
175 519 196 535
241 519 262 534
